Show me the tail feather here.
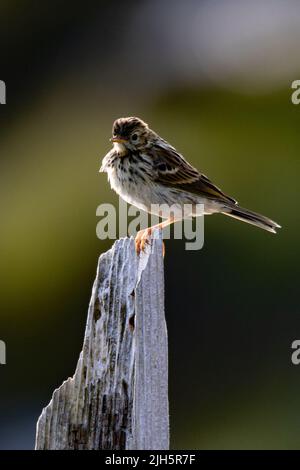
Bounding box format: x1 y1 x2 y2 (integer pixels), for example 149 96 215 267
222 205 281 234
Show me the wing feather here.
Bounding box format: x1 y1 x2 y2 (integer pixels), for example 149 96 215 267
150 142 237 205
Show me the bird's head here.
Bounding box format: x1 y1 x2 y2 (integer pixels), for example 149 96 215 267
111 117 153 153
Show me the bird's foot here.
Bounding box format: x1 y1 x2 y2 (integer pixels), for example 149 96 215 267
135 227 153 255
135 228 165 256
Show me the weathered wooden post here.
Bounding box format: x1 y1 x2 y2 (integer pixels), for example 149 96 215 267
35 236 169 450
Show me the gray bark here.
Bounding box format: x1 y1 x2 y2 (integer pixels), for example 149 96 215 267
35 236 169 450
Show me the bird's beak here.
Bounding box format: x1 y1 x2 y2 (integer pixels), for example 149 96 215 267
110 137 128 144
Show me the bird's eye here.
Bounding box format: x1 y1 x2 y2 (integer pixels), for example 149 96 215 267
131 133 138 142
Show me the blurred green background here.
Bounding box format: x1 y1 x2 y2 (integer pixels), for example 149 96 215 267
0 0 300 449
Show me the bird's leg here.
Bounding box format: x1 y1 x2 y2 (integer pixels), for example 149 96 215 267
134 228 148 255
135 216 175 255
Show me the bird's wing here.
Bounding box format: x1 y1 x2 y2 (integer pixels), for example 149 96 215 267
150 142 237 205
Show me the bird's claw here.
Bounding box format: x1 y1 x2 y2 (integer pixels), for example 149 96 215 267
135 228 152 255
135 228 165 257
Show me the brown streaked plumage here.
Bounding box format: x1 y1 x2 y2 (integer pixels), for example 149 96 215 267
100 116 281 253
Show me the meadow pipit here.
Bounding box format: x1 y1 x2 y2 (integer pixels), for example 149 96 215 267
100 117 280 253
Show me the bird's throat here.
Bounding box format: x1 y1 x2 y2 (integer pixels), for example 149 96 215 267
113 142 127 156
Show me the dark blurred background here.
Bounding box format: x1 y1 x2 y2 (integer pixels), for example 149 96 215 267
0 0 300 449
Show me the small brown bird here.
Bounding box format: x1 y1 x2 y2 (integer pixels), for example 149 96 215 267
100 117 280 253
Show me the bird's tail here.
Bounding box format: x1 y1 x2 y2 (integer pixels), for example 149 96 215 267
222 205 281 234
